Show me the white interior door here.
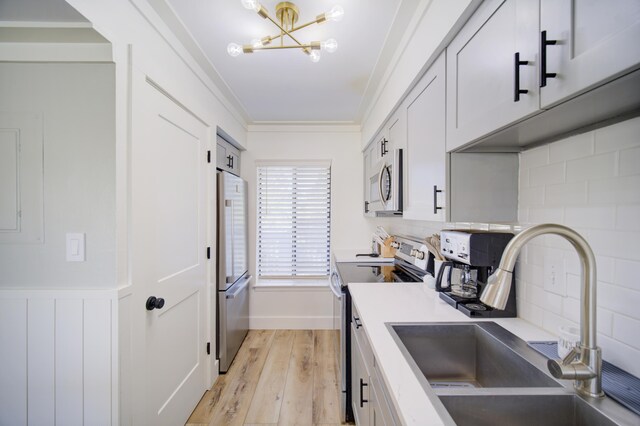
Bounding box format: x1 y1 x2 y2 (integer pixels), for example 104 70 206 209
132 75 209 425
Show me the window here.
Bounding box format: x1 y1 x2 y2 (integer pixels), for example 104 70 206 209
257 163 331 279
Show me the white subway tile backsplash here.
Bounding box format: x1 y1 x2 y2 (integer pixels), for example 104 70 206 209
529 163 565 186
545 292 563 315
594 115 640 153
614 259 640 291
520 186 545 206
549 132 594 162
562 296 580 323
598 282 640 321
616 205 640 231
520 145 549 169
612 314 640 351
545 181 587 206
516 117 640 376
564 206 616 229
598 308 614 337
565 152 616 182
619 146 640 176
588 229 640 260
528 207 564 223
588 175 640 204
599 335 640 377
566 273 581 299
595 255 615 284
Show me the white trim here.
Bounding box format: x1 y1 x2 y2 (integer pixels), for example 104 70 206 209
249 316 335 330
255 159 332 168
0 21 92 28
253 279 330 291
248 123 361 133
0 288 118 299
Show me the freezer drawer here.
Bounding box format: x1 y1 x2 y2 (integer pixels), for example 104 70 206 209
217 274 250 373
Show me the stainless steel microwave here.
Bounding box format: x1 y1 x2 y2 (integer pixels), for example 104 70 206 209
367 148 402 216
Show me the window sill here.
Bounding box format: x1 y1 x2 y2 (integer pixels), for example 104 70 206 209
253 279 330 292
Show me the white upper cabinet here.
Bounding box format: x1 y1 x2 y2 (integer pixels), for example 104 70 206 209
540 0 640 108
403 52 447 222
216 135 241 176
446 0 540 151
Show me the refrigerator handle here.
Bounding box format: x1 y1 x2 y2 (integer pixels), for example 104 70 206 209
226 275 251 299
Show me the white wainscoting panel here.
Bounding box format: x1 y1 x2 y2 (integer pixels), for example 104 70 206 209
0 290 117 426
0 298 27 425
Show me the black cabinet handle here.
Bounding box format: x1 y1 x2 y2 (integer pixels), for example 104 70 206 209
433 185 443 215
146 296 165 311
364 201 369 214
360 378 368 407
230 156 234 168
383 138 388 156
227 155 233 168
540 31 558 87
514 52 529 102
354 316 362 329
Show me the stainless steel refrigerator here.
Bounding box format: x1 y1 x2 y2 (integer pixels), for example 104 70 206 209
217 170 250 373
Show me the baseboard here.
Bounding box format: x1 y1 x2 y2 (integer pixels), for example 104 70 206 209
249 315 335 329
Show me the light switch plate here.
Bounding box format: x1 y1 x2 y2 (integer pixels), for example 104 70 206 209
66 233 85 262
544 252 566 296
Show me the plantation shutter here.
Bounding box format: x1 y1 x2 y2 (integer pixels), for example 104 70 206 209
257 164 331 278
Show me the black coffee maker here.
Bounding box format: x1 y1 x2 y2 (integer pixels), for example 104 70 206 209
435 230 516 317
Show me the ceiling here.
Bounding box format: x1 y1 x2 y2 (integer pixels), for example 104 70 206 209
164 0 420 123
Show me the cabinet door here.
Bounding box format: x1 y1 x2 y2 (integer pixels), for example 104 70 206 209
540 0 640 108
386 110 405 152
351 325 370 425
446 0 539 151
363 145 372 215
216 143 227 170
403 52 447 221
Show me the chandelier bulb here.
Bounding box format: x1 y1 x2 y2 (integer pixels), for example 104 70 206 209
241 0 261 12
321 38 338 53
227 43 243 57
309 51 321 63
251 39 262 49
325 5 344 22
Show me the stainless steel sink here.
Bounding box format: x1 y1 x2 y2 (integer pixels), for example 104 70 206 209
439 394 617 426
390 322 559 388
387 322 639 425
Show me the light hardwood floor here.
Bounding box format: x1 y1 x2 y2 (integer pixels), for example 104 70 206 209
186 329 348 426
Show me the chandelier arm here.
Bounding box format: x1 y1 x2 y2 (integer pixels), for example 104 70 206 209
252 44 313 50
264 13 304 46
262 17 322 44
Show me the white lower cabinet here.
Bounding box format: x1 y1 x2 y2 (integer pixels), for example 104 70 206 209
352 302 398 426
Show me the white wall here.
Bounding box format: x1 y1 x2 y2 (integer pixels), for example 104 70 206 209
517 116 640 377
360 0 477 147
0 62 116 288
243 126 372 329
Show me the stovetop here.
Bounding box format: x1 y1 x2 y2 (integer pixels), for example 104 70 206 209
335 260 425 287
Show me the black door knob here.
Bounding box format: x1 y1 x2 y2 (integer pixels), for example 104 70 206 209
146 296 165 311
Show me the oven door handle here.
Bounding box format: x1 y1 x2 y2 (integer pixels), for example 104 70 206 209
329 272 342 299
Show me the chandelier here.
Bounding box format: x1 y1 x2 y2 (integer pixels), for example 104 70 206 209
227 1 344 62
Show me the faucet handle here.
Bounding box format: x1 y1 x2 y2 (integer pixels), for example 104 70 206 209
560 346 580 366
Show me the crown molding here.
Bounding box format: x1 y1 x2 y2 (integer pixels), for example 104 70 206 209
248 123 361 133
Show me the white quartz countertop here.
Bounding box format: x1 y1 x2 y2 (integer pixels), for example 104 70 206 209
348 282 555 426
332 248 394 263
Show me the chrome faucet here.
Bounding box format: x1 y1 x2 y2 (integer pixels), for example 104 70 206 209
480 223 604 398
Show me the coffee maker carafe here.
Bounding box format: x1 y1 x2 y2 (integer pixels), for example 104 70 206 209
436 230 516 317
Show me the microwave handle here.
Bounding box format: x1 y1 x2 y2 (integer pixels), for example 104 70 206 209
378 163 388 204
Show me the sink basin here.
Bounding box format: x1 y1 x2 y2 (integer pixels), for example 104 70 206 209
390 322 560 388
439 394 617 426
